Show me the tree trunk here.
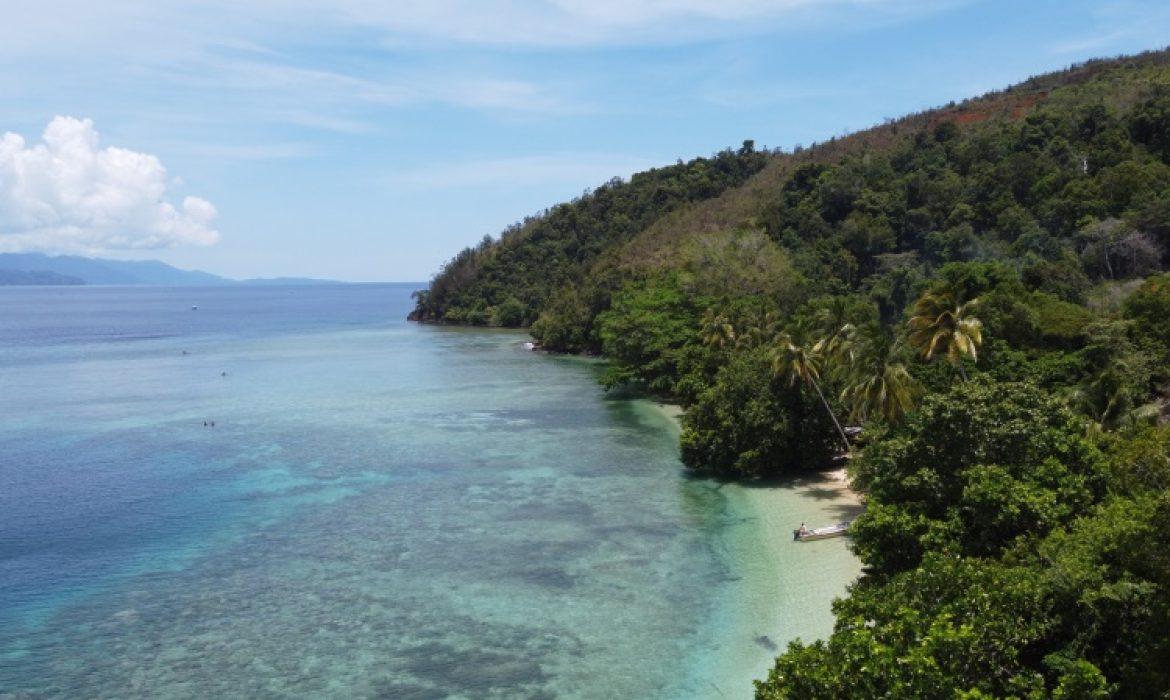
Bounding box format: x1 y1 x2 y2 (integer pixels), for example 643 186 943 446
811 378 851 453
788 382 805 470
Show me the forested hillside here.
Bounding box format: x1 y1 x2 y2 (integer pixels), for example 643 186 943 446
407 143 767 326
410 48 1170 698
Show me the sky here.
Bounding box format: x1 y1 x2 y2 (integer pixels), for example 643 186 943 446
0 1 1167 282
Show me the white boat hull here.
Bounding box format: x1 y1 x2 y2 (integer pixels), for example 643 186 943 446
794 521 851 541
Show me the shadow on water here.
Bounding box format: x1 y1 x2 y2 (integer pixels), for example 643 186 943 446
799 486 845 501
681 467 868 525
820 501 866 521
683 469 856 492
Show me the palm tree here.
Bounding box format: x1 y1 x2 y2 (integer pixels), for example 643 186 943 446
1071 358 1159 436
698 307 736 349
906 286 983 380
812 297 858 365
770 323 851 451
737 309 783 350
840 324 918 425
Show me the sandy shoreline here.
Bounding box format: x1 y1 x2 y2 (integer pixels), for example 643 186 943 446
642 401 864 699
707 471 865 698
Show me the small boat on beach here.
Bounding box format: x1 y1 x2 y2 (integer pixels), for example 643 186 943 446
794 521 851 541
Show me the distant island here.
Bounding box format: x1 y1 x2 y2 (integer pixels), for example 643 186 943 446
0 253 341 286
0 268 84 286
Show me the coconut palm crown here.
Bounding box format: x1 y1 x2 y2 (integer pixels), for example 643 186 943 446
770 323 851 451
841 325 918 425
906 286 983 380
698 307 736 349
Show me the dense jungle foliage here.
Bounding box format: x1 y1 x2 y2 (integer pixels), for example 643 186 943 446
411 49 1170 698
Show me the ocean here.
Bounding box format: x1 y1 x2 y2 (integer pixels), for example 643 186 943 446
0 283 860 699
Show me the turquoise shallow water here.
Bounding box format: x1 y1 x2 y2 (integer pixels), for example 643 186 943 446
0 284 859 699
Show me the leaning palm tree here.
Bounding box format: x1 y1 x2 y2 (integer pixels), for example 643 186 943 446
770 324 851 451
840 325 918 425
906 286 982 380
698 307 736 349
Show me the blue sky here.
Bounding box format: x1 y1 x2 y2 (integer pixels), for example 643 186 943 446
0 0 1167 282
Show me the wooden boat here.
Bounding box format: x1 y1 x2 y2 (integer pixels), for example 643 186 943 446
793 521 851 541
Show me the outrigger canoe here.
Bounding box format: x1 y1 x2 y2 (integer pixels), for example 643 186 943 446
793 521 851 541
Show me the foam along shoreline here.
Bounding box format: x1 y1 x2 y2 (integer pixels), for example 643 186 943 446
641 401 864 699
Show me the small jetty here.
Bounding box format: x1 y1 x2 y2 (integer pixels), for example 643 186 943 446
794 521 851 542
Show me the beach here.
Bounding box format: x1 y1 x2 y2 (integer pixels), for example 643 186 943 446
643 402 865 698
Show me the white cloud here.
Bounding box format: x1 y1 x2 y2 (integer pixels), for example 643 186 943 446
0 0 961 55
0 116 219 254
332 0 957 47
549 0 811 26
0 0 958 141
159 53 586 127
1049 0 1170 55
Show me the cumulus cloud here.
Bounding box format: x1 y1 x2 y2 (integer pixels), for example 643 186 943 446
0 116 219 254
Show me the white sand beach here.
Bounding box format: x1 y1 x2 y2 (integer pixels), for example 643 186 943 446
642 401 865 699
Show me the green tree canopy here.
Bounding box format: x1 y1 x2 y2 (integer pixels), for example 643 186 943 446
850 377 1107 574
680 347 837 478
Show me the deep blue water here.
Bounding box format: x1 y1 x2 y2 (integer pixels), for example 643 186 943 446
0 284 756 699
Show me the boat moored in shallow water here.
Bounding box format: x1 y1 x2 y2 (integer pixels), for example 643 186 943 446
794 521 851 541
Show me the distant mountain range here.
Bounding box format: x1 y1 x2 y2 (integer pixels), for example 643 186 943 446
0 253 340 286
